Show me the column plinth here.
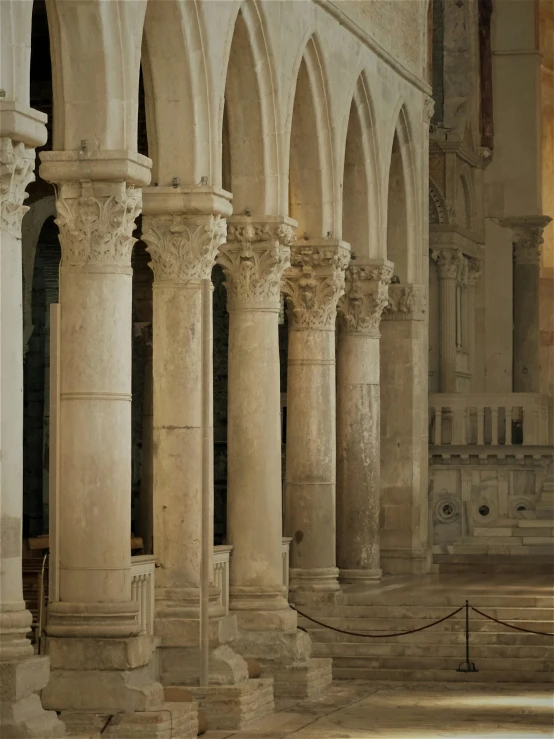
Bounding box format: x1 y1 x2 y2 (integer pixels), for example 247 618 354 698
282 241 350 597
336 260 393 584
499 216 552 393
432 248 462 393
218 217 295 621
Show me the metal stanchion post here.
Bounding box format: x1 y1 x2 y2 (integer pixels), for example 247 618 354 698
457 600 478 673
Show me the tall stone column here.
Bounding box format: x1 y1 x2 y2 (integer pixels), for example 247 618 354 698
380 284 430 575
36 153 192 735
142 192 261 694
499 217 552 393
218 217 294 619
1 129 64 737
336 260 393 583
432 248 461 392
467 257 482 385
283 241 350 597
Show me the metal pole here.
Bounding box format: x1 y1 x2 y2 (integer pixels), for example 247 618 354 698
200 278 211 686
457 600 478 673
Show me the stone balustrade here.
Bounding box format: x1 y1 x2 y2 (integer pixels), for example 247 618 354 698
430 393 551 446
130 554 156 636
213 545 233 615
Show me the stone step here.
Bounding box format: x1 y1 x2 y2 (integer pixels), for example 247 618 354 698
522 537 554 545
512 528 554 538
303 605 554 620
516 519 554 528
307 629 554 646
344 593 554 608
433 555 554 574
332 667 554 683
330 655 554 672
312 642 554 659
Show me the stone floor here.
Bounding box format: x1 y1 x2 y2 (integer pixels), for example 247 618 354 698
203 680 554 738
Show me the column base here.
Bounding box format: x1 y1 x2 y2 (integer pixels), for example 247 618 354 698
0 656 65 738
289 567 340 597
187 679 274 730
231 602 332 700
339 567 382 584
60 701 198 738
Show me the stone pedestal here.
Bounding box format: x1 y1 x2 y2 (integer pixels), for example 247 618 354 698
336 261 393 583
380 284 431 575
0 117 64 738
282 241 350 597
431 248 461 393
37 152 193 737
499 216 552 393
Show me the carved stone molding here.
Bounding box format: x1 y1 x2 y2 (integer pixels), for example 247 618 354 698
467 256 482 287
55 181 142 269
499 216 552 267
382 284 427 322
457 257 469 288
423 96 435 125
0 137 36 236
338 261 394 336
218 219 295 310
142 213 226 282
282 242 350 330
431 247 462 280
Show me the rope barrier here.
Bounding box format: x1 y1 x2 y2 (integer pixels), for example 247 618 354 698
471 606 554 636
291 604 464 638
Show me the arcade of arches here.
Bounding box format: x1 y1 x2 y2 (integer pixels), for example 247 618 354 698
1 0 553 737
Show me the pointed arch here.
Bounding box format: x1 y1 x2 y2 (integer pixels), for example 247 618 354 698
340 72 381 259
286 34 335 238
142 0 210 185
384 103 418 283
220 0 280 215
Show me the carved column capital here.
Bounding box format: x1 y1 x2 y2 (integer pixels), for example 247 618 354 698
382 284 427 322
467 256 482 286
54 180 142 270
457 257 469 288
0 137 36 236
338 260 394 336
217 217 295 311
431 247 462 280
282 241 350 330
142 213 227 282
499 215 552 266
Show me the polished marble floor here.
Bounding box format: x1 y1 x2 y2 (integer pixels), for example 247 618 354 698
203 680 554 739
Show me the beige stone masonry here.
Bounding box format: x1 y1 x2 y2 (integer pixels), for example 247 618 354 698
431 248 463 393
282 241 350 596
337 260 393 583
0 116 64 738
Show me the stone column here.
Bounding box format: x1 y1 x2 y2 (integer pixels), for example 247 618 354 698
142 191 258 690
282 241 350 597
1 128 64 737
336 260 393 583
36 153 182 733
467 257 482 385
432 248 461 393
380 284 430 575
499 217 552 393
218 217 295 620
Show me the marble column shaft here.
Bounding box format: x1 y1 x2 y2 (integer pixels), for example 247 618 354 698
283 241 350 595
219 218 295 622
336 261 393 583
142 212 227 621
432 248 461 393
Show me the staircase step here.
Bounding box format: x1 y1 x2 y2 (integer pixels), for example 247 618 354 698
298 616 554 633
522 537 554 545
329 655 554 672
332 667 554 683
516 519 554 528
512 528 554 538
304 605 554 620
307 629 554 646
312 643 554 659
344 593 554 608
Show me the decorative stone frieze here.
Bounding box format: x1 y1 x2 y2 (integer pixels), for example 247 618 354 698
0 137 35 236
218 219 295 310
55 181 142 269
382 284 427 321
431 247 462 280
283 242 350 330
142 213 227 282
338 261 394 336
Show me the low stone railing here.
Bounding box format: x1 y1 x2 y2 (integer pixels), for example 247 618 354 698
130 554 156 636
429 393 550 446
133 539 293 624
